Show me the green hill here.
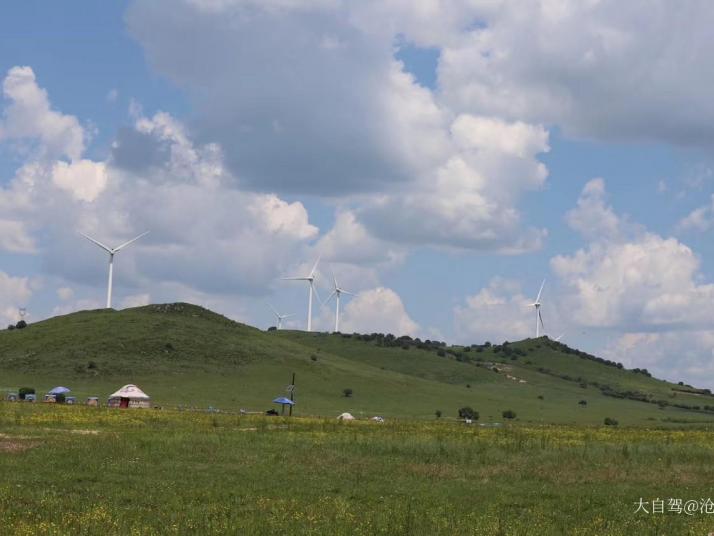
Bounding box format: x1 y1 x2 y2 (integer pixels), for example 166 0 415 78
0 302 712 426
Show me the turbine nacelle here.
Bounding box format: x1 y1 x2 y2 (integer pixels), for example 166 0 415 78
281 256 321 332
80 231 149 309
323 269 353 333
530 278 546 337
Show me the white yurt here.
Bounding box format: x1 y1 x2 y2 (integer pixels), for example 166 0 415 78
337 412 355 421
108 384 151 409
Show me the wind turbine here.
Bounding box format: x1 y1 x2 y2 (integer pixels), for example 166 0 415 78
268 304 294 330
529 279 546 338
81 231 149 309
282 257 320 332
324 270 353 333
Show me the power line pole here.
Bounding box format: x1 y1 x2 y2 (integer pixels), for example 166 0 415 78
288 372 295 417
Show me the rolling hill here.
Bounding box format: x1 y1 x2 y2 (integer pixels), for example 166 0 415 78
0 302 712 426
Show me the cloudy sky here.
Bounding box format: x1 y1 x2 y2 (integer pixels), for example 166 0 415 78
2 0 714 386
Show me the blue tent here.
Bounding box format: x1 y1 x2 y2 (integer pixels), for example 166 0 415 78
272 397 295 405
48 386 70 395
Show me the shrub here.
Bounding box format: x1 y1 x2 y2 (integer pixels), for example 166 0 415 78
604 417 618 426
55 393 66 404
537 395 544 400
18 387 34 400
458 407 478 420
437 349 446 357
7 324 15 330
342 388 353 398
466 384 471 389
578 400 587 406
15 320 27 329
435 410 442 419
267 326 277 331
87 361 98 370
502 409 517 420
310 355 318 362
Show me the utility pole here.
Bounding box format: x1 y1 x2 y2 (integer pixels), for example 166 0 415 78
288 372 295 417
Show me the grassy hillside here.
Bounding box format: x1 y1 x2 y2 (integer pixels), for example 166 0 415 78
0 303 712 426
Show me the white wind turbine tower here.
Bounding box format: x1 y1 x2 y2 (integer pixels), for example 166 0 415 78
81 231 149 309
529 279 546 338
269 304 294 330
282 257 320 332
324 271 353 333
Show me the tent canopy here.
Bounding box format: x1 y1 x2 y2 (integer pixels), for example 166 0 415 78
338 412 355 420
272 397 295 405
49 386 70 394
109 384 150 399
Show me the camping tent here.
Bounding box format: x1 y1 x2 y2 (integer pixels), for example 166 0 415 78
48 386 70 395
337 412 355 421
272 397 295 416
108 384 151 409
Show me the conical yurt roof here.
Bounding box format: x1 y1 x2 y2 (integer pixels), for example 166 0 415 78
109 384 150 399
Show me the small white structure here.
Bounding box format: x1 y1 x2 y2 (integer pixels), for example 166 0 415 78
337 412 355 421
370 416 384 423
108 384 151 409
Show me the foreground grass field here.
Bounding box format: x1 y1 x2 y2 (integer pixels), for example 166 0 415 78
2 403 714 535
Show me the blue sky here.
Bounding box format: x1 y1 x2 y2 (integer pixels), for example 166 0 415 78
1 1 714 387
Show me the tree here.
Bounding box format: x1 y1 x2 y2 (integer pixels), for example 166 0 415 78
435 410 442 419
15 320 27 329
502 409 517 420
7 324 15 330
342 388 353 398
267 326 277 331
604 417 618 426
458 407 478 420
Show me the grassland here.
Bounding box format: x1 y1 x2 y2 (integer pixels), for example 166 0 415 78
2 403 714 535
0 303 713 426
2 307 714 534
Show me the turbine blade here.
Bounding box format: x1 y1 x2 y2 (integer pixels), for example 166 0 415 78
309 255 321 278
114 231 149 252
281 277 310 281
268 303 279 317
283 313 295 318
324 290 336 304
312 282 322 304
328 265 339 292
535 278 546 303
80 232 112 253
340 289 354 296
538 309 545 331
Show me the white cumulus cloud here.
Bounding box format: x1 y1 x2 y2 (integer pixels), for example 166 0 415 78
340 287 418 336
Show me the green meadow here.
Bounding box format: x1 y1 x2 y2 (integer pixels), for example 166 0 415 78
1 303 713 426
2 303 714 534
1 404 714 535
